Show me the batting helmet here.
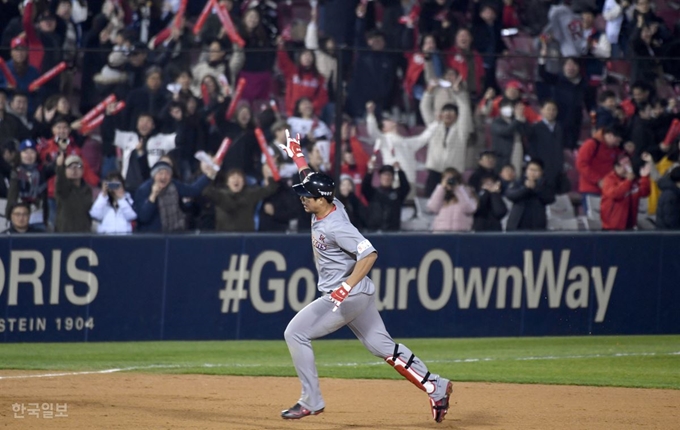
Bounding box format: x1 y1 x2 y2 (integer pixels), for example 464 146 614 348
293 172 335 202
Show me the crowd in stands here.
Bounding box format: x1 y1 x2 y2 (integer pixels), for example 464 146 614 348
1 0 680 234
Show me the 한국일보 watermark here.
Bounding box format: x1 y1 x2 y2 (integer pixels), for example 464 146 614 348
13 403 68 419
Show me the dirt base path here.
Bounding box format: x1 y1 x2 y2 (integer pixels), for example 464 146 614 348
1 372 678 429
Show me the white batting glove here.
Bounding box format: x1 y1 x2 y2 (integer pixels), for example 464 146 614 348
330 282 351 312
277 129 304 159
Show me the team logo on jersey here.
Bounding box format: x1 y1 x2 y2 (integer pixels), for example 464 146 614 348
312 233 328 251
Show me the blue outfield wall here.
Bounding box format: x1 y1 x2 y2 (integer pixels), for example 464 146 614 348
0 233 679 342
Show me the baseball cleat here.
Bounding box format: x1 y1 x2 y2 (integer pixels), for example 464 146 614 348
281 403 324 420
429 381 453 423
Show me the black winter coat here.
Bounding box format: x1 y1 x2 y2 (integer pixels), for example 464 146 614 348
473 190 508 231
361 169 410 231
505 178 555 231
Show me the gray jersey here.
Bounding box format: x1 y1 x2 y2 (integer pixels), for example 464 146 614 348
311 199 376 294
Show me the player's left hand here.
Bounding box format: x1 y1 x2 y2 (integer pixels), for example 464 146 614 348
329 282 351 312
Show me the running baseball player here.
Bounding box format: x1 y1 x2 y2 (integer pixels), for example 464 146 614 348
278 131 453 423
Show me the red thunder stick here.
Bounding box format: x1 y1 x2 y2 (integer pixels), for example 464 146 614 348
0 58 17 88
225 77 246 120
80 94 117 126
174 0 187 29
28 62 68 92
214 137 232 165
663 119 680 147
193 0 215 35
255 127 281 181
216 4 245 47
81 101 126 135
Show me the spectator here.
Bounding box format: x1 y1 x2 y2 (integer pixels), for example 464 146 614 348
468 150 498 192
101 109 176 192
420 76 473 195
629 102 657 161
478 80 541 123
656 167 680 229
347 4 397 118
490 100 527 174
361 162 410 232
505 158 556 231
218 104 263 183
337 175 367 231
3 202 39 234
80 14 115 114
55 153 92 233
527 99 566 194
191 39 231 99
123 66 171 130
499 163 517 193
39 115 99 225
538 38 587 149
594 89 619 129
234 8 276 102
444 28 485 100
258 165 300 233
629 23 664 83
329 115 370 204
419 0 459 50
602 0 627 57
427 168 478 232
576 125 624 210
7 91 33 131
0 36 40 114
367 101 434 197
600 154 651 230
33 93 76 139
6 139 49 227
134 160 216 233
287 97 333 169
472 1 508 92
473 173 508 231
620 81 652 119
32 9 64 98
404 34 441 110
89 171 137 234
578 7 611 111
0 89 30 142
0 139 16 198
277 37 328 117
305 3 338 119
203 166 278 232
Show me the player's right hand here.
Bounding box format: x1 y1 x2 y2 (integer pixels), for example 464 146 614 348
278 130 304 159
330 282 351 312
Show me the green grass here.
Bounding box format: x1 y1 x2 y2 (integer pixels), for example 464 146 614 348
1 336 679 389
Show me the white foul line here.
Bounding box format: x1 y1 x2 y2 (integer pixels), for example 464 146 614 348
1 351 678 380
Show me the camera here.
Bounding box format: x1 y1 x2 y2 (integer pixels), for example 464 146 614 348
446 177 458 186
106 181 121 191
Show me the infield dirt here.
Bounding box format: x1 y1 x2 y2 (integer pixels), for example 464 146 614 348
1 372 678 429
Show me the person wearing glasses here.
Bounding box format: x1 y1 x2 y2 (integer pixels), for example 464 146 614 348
3 203 39 234
55 153 93 233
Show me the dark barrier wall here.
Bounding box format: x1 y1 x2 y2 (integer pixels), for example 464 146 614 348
1 233 679 342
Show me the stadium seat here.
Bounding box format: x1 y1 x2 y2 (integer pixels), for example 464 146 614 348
546 194 579 231
584 195 602 231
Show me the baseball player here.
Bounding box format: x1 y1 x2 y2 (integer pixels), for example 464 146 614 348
278 131 453 423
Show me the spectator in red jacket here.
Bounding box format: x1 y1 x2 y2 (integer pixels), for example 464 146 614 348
329 115 369 205
39 115 99 227
445 28 485 100
576 125 624 210
276 37 328 117
600 155 651 230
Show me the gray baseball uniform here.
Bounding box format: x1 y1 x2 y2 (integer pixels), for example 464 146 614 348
284 199 450 412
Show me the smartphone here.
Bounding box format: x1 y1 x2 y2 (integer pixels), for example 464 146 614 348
106 181 121 190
